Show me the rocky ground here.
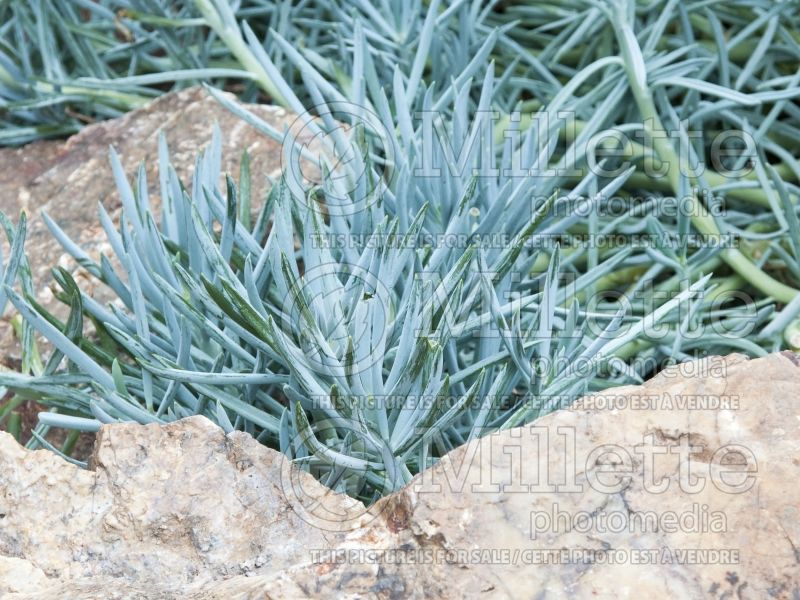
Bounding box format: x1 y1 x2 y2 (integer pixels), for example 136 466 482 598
0 352 798 599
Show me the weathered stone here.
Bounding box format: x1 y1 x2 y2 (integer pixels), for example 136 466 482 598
0 556 49 595
0 415 360 593
1 352 798 599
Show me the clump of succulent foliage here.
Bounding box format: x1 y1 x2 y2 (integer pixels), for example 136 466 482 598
1 0 800 499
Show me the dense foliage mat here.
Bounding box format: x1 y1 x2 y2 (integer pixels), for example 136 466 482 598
1 0 799 500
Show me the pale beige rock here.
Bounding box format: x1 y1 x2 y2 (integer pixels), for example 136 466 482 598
1 352 799 599
345 351 800 599
0 556 49 595
0 415 359 592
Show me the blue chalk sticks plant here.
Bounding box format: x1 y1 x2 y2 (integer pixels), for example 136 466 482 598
0 0 799 501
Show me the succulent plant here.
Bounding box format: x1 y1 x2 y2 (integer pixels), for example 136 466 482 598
0 107 700 500
1 0 799 500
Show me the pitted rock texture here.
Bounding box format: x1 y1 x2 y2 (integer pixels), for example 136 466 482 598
0 86 299 364
0 415 359 590
0 352 798 599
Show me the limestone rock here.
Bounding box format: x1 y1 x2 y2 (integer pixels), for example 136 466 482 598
0 557 49 595
336 350 800 599
1 352 798 599
0 415 359 593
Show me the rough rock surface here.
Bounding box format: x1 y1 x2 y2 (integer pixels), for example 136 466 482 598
0 86 297 363
0 415 360 591
0 352 798 599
